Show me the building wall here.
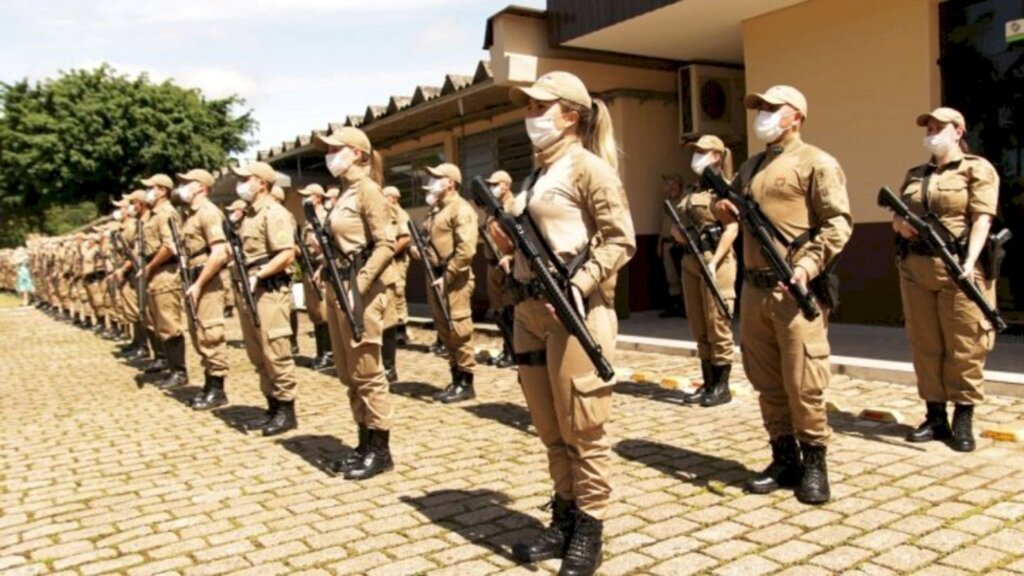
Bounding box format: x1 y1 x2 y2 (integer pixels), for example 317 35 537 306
743 0 942 324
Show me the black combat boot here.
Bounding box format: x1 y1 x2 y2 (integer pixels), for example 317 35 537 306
744 435 803 494
699 364 733 408
192 375 228 411
558 510 603 576
429 336 446 357
142 331 167 372
434 366 461 402
117 323 146 356
950 404 976 452
311 324 333 371
439 370 475 404
328 424 369 475
906 402 952 443
251 396 280 430
682 360 713 405
795 443 831 505
156 335 188 390
344 428 394 480
512 494 577 563
382 326 398 384
262 400 297 437
394 323 408 347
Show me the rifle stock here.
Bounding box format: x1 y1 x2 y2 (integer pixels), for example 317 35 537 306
169 220 198 327
222 219 261 328
407 219 454 332
303 200 363 341
662 199 732 320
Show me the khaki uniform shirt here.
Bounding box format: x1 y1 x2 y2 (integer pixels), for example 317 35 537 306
391 204 411 263
511 139 636 302
677 186 719 232
240 195 296 267
143 201 179 262
327 173 396 293
735 134 852 280
81 243 99 276
424 191 478 285
182 198 227 268
899 153 999 238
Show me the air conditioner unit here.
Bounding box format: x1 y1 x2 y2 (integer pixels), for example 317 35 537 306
678 65 746 143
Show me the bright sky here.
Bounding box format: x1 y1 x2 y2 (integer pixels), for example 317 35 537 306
1 0 546 159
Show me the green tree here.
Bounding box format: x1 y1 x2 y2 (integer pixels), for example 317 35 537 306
0 64 256 247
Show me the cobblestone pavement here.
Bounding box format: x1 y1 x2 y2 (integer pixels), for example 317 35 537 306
2 305 1024 576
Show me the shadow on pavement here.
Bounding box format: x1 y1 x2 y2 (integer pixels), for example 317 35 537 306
400 488 542 563
613 379 699 407
828 411 923 450
615 438 751 489
210 405 267 435
463 402 534 435
278 434 351 476
390 381 442 403
163 385 203 407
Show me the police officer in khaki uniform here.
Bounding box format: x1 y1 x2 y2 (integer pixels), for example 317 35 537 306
495 72 636 576
82 232 107 332
418 163 478 403
270 185 303 357
894 107 1000 453
381 185 411 380
231 161 300 437
482 170 516 369
313 127 397 479
715 86 852 505
176 169 231 410
140 174 189 390
296 183 333 371
669 135 738 407
659 173 685 318
113 192 152 361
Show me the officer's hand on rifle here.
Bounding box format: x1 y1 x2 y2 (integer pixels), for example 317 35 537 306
498 254 512 274
778 265 809 299
712 199 739 225
432 276 444 291
487 218 514 255
670 226 685 245
185 282 201 308
248 274 259 296
409 246 421 261
892 216 918 239
959 257 978 280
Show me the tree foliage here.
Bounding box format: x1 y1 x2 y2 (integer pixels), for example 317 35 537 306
0 64 255 246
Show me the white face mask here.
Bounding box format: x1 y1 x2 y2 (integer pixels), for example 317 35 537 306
175 182 195 205
236 181 254 203
326 148 354 178
923 124 958 158
127 205 137 217
525 115 564 150
112 209 123 221
424 177 447 195
490 185 504 198
753 109 788 143
425 190 439 207
690 151 715 176
144 188 157 206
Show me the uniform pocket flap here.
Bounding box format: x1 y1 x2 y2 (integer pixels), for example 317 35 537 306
804 340 831 358
267 327 292 340
571 372 614 395
200 317 225 329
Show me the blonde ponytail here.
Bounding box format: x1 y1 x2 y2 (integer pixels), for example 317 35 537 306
721 147 735 181
369 150 384 186
564 98 620 173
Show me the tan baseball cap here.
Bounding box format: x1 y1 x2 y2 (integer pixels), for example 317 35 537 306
231 162 278 184
111 196 128 208
140 173 174 189
177 168 215 188
382 186 401 198
916 107 966 129
744 85 808 119
123 189 148 203
511 71 592 109
315 126 372 154
425 163 462 186
227 199 247 212
297 183 326 197
485 170 512 185
685 135 727 153
270 185 285 202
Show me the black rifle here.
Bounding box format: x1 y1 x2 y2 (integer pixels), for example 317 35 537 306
470 176 615 382
304 200 363 341
135 219 147 319
222 219 261 328
663 199 733 320
408 219 454 332
169 220 199 327
702 168 820 321
294 229 324 301
877 186 1007 332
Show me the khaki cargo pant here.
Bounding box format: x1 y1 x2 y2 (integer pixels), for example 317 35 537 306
188 271 228 378
303 275 327 326
392 256 410 325
85 279 106 320
662 242 682 297
681 252 736 364
238 282 298 402
428 273 475 373
741 284 832 447
325 279 393 431
899 254 996 405
146 266 183 342
120 277 140 324
515 296 617 520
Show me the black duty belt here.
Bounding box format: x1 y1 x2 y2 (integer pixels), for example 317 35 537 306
144 254 178 267
244 257 270 271
188 247 210 259
257 272 291 292
84 271 105 284
510 279 544 304
744 269 779 290
906 241 936 257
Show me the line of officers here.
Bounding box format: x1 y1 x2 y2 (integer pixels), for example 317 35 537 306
21 72 1006 576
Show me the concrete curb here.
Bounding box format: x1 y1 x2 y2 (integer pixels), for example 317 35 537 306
409 316 1024 397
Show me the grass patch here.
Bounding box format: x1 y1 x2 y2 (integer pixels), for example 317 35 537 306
0 292 27 308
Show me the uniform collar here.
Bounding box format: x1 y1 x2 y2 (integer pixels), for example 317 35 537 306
765 132 803 159
535 137 580 168
189 196 213 213
929 149 965 172
437 189 458 209
251 194 270 214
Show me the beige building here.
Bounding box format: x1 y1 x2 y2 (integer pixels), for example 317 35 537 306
239 0 1022 328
